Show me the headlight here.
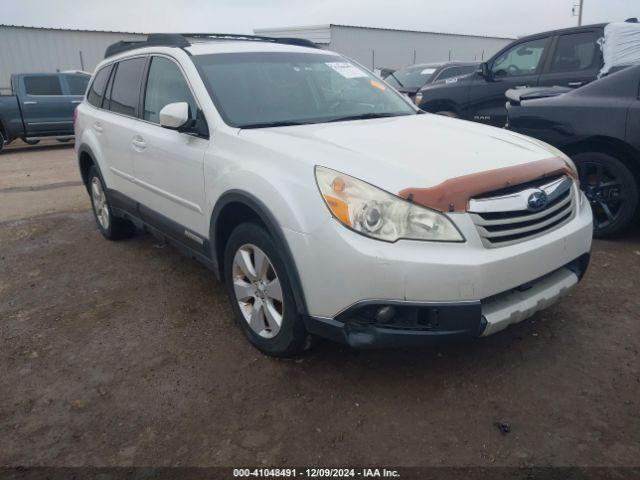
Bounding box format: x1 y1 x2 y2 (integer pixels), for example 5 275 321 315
315 166 464 242
414 92 423 105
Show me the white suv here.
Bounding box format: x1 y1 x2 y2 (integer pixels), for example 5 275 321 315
75 34 593 356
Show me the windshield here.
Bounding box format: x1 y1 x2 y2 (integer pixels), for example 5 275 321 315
385 65 438 89
193 52 415 128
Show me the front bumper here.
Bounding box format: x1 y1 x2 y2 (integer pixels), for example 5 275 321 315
304 254 590 348
285 191 593 320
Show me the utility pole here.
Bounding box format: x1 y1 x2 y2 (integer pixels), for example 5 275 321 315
573 0 584 26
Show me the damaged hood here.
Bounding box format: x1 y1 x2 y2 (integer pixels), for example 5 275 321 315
238 113 565 199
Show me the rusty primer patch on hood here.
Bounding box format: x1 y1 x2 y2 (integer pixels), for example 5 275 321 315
399 157 577 213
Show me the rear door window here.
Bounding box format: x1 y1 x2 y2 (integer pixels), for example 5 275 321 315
23 75 63 95
62 74 90 95
106 57 146 117
548 31 602 73
87 65 113 107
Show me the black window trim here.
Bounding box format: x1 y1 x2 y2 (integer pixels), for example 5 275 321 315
140 53 203 127
86 63 114 109
86 54 148 120
103 55 148 119
86 52 206 133
22 74 65 97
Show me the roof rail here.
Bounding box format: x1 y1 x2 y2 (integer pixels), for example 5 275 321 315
182 33 320 49
104 32 319 58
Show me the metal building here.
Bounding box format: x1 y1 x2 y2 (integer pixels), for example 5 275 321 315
255 24 514 70
0 25 145 94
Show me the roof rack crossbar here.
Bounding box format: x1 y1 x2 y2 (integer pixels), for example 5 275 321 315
104 32 319 58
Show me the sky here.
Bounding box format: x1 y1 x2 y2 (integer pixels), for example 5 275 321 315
2 0 639 39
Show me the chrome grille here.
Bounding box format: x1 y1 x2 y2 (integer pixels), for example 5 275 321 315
468 176 576 247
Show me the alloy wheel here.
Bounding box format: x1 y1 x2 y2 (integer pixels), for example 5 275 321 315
578 161 624 230
232 244 284 339
91 176 110 230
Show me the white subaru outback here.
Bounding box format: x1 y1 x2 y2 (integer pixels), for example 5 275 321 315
75 34 593 356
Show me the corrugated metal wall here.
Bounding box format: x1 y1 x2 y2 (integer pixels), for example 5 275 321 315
254 25 331 45
330 25 513 70
0 26 145 94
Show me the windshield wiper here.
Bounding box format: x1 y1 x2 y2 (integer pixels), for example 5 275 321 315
326 112 411 123
238 120 308 129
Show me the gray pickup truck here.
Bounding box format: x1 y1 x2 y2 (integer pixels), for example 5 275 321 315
0 72 90 152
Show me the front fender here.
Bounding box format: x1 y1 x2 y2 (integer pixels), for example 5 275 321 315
209 189 311 316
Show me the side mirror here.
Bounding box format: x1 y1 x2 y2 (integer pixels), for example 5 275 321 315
159 102 190 130
478 62 490 78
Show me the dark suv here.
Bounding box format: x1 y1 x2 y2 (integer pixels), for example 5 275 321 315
415 23 606 125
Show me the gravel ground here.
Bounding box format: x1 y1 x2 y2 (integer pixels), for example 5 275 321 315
1 143 639 468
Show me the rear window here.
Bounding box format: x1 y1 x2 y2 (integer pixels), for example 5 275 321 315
62 74 90 95
23 75 62 95
87 66 112 107
107 57 146 117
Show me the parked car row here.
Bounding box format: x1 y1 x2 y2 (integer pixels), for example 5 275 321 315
381 20 639 238
505 64 640 237
384 61 478 101
0 71 89 152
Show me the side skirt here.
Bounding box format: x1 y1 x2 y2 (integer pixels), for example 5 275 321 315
108 189 218 273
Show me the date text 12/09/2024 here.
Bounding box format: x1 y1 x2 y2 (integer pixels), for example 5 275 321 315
233 468 401 478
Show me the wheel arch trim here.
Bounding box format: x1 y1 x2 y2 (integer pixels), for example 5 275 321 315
210 190 309 316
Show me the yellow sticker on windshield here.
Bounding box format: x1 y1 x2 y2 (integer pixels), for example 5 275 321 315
370 80 386 91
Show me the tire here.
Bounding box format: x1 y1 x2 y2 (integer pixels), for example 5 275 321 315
435 111 459 118
87 166 136 240
223 222 312 357
23 139 40 145
0 131 4 153
57 138 73 143
573 152 639 238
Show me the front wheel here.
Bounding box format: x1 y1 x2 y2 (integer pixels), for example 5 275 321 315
573 152 639 238
0 131 4 153
223 222 312 357
23 139 40 145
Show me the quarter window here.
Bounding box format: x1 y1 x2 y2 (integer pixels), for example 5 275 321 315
87 65 112 107
107 57 146 117
492 38 548 77
143 57 197 124
23 75 63 95
549 32 601 73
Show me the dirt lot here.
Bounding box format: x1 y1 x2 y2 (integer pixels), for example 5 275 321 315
1 143 639 469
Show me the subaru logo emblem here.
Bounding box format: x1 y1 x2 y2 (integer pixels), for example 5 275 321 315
527 190 548 211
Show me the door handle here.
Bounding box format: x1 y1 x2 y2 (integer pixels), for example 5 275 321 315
23 101 37 105
71 100 82 104
93 122 103 133
568 81 585 88
132 136 146 150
